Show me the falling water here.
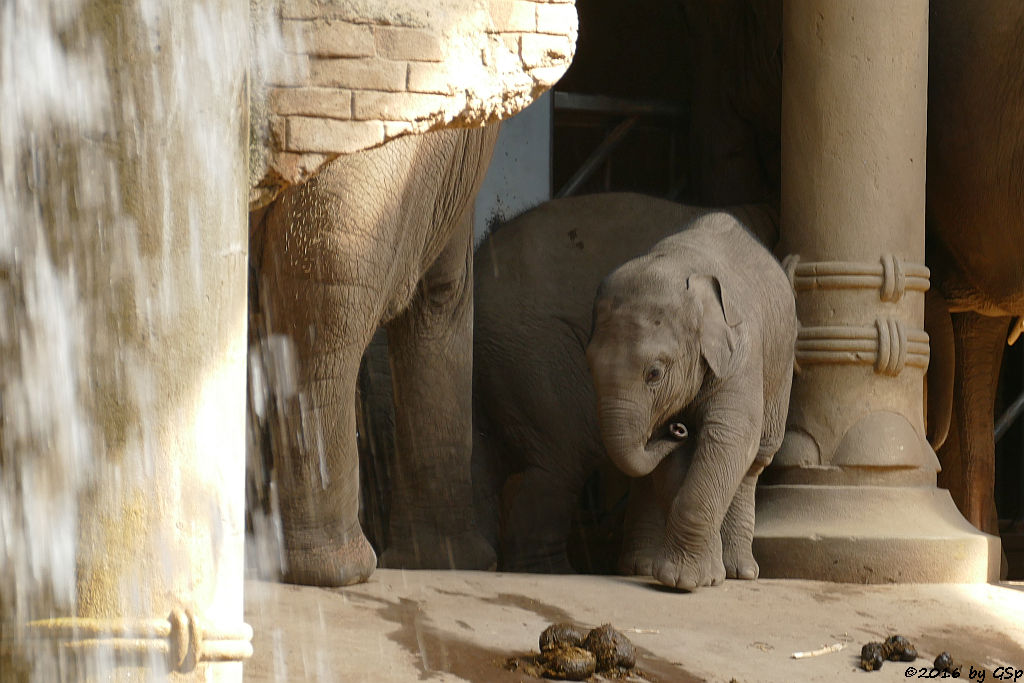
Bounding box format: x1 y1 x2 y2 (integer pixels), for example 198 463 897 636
0 1 283 679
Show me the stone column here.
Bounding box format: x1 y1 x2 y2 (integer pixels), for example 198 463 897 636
1 2 251 680
753 0 999 582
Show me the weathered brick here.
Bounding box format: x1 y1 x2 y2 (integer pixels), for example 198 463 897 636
535 3 577 34
353 91 449 121
282 19 375 58
502 33 521 54
490 0 537 32
407 63 456 95
261 52 312 87
279 1 363 21
270 87 352 119
528 65 570 87
279 1 322 19
280 0 427 26
374 27 443 62
309 58 406 91
269 115 287 148
384 121 415 137
285 117 385 154
270 151 333 185
520 33 572 68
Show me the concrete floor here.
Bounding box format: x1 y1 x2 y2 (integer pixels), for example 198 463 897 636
244 571 1024 683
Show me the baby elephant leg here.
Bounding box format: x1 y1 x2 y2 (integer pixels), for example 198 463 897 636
720 467 760 580
621 449 689 576
721 373 790 580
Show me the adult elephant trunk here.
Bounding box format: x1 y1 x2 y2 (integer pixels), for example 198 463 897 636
597 398 679 477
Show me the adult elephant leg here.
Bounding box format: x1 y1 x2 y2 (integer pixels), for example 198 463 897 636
938 311 1011 535
382 213 495 569
356 329 395 554
260 224 379 587
619 476 665 577
501 463 583 573
925 289 955 449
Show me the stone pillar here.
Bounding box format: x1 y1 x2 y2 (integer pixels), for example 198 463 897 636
1 2 251 680
753 0 999 582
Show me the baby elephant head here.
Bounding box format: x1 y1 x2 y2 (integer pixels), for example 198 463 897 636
586 260 740 478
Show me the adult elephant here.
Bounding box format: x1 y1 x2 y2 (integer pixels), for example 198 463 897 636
923 0 1024 537
473 193 780 574
678 0 1024 538
250 126 499 586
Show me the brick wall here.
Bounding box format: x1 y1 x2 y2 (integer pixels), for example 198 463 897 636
250 0 578 208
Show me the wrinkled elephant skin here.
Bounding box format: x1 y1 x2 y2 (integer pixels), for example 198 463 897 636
250 126 499 586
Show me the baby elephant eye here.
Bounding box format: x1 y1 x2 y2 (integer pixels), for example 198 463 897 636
644 364 664 385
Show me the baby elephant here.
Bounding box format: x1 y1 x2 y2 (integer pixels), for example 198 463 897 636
473 194 792 588
586 211 796 590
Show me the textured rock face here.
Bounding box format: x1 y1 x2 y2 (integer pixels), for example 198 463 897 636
250 0 578 208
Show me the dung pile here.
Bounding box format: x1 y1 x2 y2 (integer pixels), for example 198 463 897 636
505 622 641 681
860 634 918 671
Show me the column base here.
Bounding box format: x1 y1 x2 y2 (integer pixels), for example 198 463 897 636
753 485 1000 583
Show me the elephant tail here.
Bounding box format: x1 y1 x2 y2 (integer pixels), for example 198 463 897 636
925 288 954 450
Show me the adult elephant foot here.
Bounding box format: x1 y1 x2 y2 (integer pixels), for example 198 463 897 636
282 525 378 587
652 532 727 592
379 529 496 570
618 547 657 577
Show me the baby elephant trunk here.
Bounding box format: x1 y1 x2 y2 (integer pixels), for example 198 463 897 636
597 400 682 477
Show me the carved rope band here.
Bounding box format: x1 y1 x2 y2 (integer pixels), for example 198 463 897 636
782 255 930 375
796 320 929 376
782 254 930 302
3 609 253 673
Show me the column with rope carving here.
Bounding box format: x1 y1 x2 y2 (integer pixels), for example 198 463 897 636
752 0 999 582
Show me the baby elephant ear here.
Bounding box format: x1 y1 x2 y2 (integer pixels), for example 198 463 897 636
687 274 741 377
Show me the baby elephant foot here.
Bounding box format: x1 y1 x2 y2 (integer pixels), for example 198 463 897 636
651 538 726 592
722 542 759 581
381 530 496 570
283 528 377 587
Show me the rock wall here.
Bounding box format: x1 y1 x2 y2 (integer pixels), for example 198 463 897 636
251 0 578 208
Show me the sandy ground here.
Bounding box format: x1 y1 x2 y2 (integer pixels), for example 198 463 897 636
243 571 1024 683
